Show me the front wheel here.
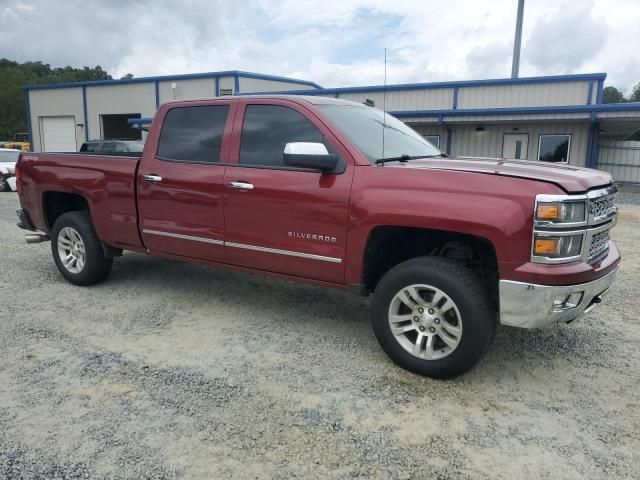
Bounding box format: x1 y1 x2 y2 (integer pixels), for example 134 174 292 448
51 211 113 286
372 257 495 379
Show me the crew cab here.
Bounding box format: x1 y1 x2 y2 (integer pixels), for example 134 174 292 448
15 95 620 378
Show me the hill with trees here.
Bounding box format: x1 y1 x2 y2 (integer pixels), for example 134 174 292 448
0 59 131 140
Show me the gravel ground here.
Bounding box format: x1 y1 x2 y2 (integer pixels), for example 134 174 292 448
616 183 640 206
1 191 639 479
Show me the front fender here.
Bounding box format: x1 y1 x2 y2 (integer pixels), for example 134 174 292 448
345 167 562 286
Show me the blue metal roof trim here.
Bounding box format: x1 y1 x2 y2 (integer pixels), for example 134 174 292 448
246 73 608 96
127 118 154 124
23 70 322 91
389 102 640 118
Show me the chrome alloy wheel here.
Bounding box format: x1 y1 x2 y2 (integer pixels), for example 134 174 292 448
388 284 463 360
57 226 86 274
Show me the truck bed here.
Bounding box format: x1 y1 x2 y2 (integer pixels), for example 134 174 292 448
18 152 144 251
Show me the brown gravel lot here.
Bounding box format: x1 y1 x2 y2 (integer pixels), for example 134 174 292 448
1 191 638 479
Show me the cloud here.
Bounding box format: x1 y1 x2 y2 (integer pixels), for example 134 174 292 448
466 41 513 79
524 0 608 73
0 0 636 90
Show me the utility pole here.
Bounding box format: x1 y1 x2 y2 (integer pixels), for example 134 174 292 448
511 0 525 78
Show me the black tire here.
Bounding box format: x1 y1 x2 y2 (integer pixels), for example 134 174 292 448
372 256 495 379
51 211 113 286
0 176 8 192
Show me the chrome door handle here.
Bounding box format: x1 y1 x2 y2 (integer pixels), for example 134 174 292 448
227 181 254 191
143 174 163 182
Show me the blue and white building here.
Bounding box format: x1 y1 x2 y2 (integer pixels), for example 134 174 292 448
24 70 640 182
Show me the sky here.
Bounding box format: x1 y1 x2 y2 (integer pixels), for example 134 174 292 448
1 0 639 93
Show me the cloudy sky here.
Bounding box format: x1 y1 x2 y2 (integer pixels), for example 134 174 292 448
1 0 638 93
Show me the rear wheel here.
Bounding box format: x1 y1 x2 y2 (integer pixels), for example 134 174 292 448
372 257 495 379
0 176 8 192
51 211 113 285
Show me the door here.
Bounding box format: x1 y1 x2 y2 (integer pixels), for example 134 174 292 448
502 133 529 160
40 116 77 152
137 102 235 262
222 100 354 284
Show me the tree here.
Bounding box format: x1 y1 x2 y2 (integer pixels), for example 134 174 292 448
629 82 640 103
602 86 626 104
120 73 134 80
0 59 115 140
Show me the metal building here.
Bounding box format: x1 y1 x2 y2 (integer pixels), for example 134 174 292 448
23 70 321 152
266 73 640 180
24 71 640 182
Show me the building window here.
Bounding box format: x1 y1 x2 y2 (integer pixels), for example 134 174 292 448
219 88 233 96
423 135 440 148
538 135 571 163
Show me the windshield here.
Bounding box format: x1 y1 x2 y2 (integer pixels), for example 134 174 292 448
317 104 441 164
0 151 19 162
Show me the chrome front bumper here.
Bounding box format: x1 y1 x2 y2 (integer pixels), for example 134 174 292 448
499 267 618 328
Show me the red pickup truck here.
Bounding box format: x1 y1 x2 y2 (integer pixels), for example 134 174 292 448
15 95 620 378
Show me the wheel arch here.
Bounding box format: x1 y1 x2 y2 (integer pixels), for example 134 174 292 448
43 192 122 258
42 191 91 232
359 225 499 303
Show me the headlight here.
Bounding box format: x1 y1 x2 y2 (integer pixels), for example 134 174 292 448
535 201 586 224
533 233 583 259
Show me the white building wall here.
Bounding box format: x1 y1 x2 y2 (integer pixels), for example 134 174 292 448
85 83 156 141
449 122 590 166
239 77 316 93
336 88 453 111
158 78 215 103
597 140 640 182
457 81 591 109
217 76 236 95
28 88 84 152
412 125 449 149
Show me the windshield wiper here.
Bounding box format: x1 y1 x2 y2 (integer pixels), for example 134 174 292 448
374 155 425 165
374 153 447 165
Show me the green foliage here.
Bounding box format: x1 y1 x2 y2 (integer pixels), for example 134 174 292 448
629 82 640 103
0 58 126 140
602 86 626 104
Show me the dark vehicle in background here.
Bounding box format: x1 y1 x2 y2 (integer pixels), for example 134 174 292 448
79 140 144 154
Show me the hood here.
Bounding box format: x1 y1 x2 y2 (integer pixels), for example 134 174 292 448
387 157 612 193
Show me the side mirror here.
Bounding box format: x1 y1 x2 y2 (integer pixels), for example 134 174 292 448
283 142 340 173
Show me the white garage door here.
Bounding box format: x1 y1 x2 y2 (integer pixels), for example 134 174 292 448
40 116 77 152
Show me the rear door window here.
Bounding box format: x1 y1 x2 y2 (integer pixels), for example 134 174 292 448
157 105 229 164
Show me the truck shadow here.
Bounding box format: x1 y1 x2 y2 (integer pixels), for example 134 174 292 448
106 252 371 328
104 252 622 376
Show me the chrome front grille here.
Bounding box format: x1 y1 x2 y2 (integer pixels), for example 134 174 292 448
588 229 610 261
590 195 616 222
586 187 617 262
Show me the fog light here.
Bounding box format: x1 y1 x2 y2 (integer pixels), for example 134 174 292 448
552 292 584 312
